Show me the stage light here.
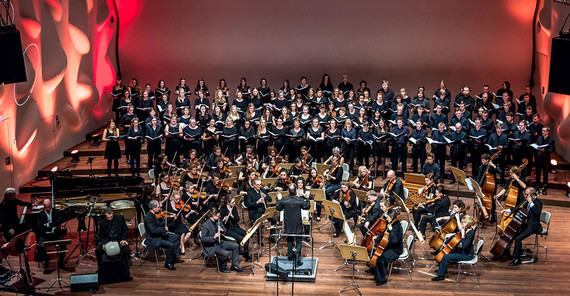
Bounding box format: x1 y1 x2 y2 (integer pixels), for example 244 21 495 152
551 159 558 178
51 166 58 172
567 181 570 198
71 150 80 163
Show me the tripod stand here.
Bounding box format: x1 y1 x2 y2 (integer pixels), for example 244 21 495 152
77 204 100 263
87 157 96 178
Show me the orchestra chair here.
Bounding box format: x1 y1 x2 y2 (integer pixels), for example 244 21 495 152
402 187 409 200
148 169 156 186
342 171 350 182
342 163 350 176
136 223 165 269
198 231 220 275
523 211 551 263
454 240 484 284
387 221 413 283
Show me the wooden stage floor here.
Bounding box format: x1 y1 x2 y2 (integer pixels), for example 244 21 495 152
5 188 570 295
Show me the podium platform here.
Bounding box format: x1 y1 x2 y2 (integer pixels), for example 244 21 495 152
265 256 318 282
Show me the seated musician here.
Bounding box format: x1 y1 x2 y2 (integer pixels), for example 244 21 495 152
182 164 201 187
273 169 292 192
324 147 345 166
200 208 244 273
205 146 223 172
379 170 403 205
502 187 542 266
144 200 181 270
237 161 255 186
324 156 343 200
358 190 385 236
432 215 476 281
166 193 192 254
211 157 232 179
96 207 131 283
306 168 324 221
220 196 251 261
372 208 403 286
476 153 502 223
332 182 357 237
36 199 67 269
260 146 280 171
434 199 466 226
417 185 450 239
352 166 373 191
289 158 305 180
276 183 311 266
204 173 228 210
299 146 313 173
235 144 258 167
181 183 203 245
494 166 527 210
0 188 32 241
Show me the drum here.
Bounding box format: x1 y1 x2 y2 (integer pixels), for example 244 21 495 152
110 200 135 209
105 241 120 257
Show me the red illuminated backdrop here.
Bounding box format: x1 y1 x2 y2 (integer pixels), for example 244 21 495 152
0 0 119 189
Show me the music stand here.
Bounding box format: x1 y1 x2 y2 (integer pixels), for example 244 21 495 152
1 230 32 286
319 200 344 250
42 239 72 292
352 189 368 204
240 213 269 276
338 244 370 296
263 207 281 251
450 166 467 199
335 221 357 272
468 177 493 261
310 188 325 230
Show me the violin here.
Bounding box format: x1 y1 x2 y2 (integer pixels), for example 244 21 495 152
175 200 192 212
191 190 208 199
358 200 375 224
155 210 176 219
308 175 323 188
215 180 231 191
220 154 232 165
220 165 231 176
341 190 352 208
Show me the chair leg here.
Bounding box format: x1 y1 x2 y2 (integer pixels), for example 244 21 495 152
404 260 412 283
199 255 207 273
456 264 462 283
387 262 393 281
215 256 220 275
136 248 149 269
154 250 159 269
473 264 480 285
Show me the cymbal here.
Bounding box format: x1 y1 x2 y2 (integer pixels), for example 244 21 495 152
88 195 102 203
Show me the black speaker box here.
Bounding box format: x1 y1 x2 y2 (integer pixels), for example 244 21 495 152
0 27 27 84
549 37 570 95
70 273 99 292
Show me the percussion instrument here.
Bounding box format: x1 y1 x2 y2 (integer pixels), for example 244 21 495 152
105 241 121 256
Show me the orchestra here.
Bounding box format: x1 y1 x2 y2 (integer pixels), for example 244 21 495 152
0 75 561 292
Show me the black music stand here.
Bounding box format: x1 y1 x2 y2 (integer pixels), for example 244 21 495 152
43 239 72 292
1 230 33 287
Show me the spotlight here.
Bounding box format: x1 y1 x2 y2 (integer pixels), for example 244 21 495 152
567 181 570 198
91 134 101 146
551 159 558 179
71 150 80 163
51 166 58 172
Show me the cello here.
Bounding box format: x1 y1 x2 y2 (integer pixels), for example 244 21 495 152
368 216 400 268
434 220 477 263
361 203 398 252
490 189 541 258
497 160 528 234
479 149 501 221
428 206 470 250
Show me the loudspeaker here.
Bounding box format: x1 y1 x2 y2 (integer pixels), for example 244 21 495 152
0 28 27 84
69 273 99 292
549 37 570 95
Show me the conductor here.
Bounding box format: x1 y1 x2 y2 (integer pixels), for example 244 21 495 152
276 183 310 266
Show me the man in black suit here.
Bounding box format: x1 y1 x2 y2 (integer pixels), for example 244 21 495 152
245 178 271 222
144 200 181 270
0 188 32 241
200 208 243 273
432 215 476 281
504 187 543 266
96 207 131 281
379 170 404 205
36 199 66 269
276 183 310 266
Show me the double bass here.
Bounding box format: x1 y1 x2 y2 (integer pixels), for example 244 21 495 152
479 149 501 221
434 220 477 263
